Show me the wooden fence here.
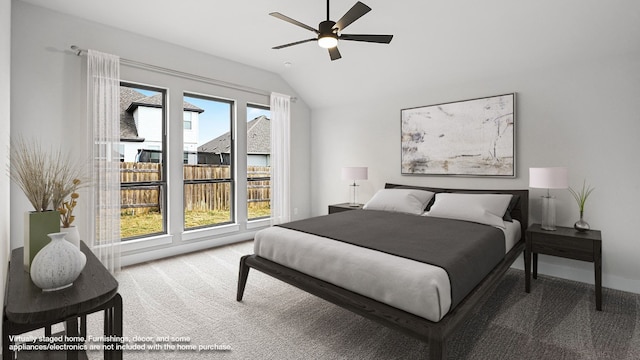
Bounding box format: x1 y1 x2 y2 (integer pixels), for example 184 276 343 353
120 163 270 215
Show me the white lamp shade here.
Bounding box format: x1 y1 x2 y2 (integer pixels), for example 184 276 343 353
529 167 568 189
341 167 368 181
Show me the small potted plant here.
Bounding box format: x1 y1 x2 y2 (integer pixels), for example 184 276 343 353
568 179 595 232
58 179 82 247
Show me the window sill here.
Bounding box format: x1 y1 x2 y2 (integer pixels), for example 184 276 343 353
121 234 174 253
182 223 240 242
246 218 271 230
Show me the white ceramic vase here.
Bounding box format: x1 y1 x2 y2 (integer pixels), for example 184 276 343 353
30 232 87 291
59 225 81 248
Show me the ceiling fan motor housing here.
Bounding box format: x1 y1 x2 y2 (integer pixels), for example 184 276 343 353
318 20 338 48
319 20 338 35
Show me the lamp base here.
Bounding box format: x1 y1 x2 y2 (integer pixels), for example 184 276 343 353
541 195 557 231
349 182 360 207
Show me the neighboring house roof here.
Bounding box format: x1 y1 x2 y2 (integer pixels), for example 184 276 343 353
247 115 271 154
120 87 145 142
126 94 204 113
198 115 270 154
120 87 204 142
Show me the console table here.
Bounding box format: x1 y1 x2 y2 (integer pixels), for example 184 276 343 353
3 241 123 360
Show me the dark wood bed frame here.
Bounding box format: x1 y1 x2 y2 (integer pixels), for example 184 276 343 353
237 185 529 359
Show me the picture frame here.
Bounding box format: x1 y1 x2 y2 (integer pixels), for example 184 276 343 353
401 93 516 177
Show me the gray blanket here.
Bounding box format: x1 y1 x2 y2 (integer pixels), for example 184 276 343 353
278 210 505 308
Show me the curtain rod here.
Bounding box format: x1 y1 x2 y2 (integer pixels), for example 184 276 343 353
70 45 296 102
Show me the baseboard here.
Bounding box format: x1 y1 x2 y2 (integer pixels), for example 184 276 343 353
120 233 254 267
511 255 640 295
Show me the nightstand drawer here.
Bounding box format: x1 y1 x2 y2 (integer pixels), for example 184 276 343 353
530 235 594 261
329 206 353 214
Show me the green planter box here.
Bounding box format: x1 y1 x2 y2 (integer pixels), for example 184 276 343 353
24 211 60 272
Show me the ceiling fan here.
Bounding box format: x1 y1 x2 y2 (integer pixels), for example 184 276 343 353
269 0 393 61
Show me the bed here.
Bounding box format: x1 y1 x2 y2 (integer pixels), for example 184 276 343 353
237 184 528 359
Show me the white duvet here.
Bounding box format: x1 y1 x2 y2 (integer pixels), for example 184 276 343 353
254 219 521 322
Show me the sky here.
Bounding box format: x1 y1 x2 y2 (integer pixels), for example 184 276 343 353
136 89 270 146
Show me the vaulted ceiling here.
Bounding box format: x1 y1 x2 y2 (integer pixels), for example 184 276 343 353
17 0 640 108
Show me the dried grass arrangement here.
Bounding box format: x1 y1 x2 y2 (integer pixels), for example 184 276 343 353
9 136 87 212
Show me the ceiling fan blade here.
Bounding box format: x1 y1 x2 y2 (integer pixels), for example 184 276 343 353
340 34 393 44
334 2 371 31
269 12 319 34
328 47 342 61
273 38 317 49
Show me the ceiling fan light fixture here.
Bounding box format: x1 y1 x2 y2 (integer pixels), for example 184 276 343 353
317 20 338 49
270 1 393 60
318 34 338 48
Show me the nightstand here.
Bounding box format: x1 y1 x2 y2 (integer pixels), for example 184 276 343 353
328 203 363 214
524 223 602 310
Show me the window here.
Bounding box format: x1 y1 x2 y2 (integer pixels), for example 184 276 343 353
183 94 234 230
119 83 167 239
183 152 190 164
118 144 125 162
184 112 192 130
247 105 271 220
117 70 276 253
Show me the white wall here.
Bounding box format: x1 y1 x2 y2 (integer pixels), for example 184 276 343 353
183 111 198 155
311 54 640 294
136 107 163 150
1 0 11 353
10 1 311 263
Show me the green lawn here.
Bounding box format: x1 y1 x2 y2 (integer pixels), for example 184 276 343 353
120 208 271 239
120 211 163 239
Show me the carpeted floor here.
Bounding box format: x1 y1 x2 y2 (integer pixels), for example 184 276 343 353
82 240 639 359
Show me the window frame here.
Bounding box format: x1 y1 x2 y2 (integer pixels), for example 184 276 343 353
182 92 235 231
116 67 276 260
246 103 271 221
119 82 168 241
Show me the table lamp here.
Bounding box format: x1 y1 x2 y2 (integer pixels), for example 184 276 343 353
529 167 568 231
341 167 368 206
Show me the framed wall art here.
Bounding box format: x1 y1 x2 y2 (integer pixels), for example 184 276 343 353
401 93 516 177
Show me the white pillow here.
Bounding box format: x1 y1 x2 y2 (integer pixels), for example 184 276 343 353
363 189 435 215
426 193 513 228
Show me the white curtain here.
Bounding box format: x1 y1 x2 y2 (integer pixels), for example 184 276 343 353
270 92 291 225
87 50 121 273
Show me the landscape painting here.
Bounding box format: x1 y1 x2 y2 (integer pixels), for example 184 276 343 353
401 93 515 177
